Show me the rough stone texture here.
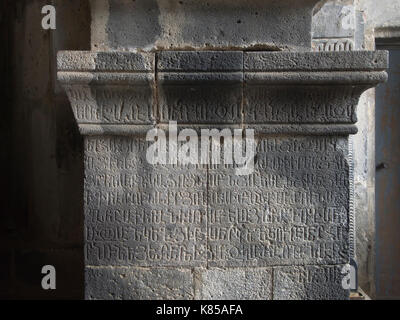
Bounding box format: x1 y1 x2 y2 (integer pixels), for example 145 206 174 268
244 51 387 71
90 0 323 52
85 267 194 299
63 85 154 124
158 51 243 72
57 51 156 129
158 51 243 124
273 265 349 300
312 0 400 299
2 0 395 301
196 268 272 300
59 50 387 299
58 51 155 71
313 1 355 39
311 1 372 297
83 137 207 267
312 0 357 51
207 136 350 268
244 86 364 124
159 84 242 123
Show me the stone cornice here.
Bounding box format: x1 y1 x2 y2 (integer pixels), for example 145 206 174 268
58 50 388 136
58 50 388 84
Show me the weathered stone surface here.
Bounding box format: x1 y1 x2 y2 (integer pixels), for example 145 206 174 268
244 51 388 71
244 86 362 124
158 72 243 84
273 265 349 300
85 267 194 300
58 51 155 71
358 0 400 39
90 0 322 52
311 1 361 53
63 86 154 124
84 137 207 267
311 1 376 298
159 85 242 123
58 49 388 300
312 38 355 52
58 52 155 125
158 51 243 123
313 2 355 39
158 51 243 72
244 51 387 91
196 268 272 300
208 136 350 267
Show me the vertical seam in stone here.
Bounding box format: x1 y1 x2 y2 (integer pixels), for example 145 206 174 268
271 267 274 300
192 268 195 300
192 267 201 300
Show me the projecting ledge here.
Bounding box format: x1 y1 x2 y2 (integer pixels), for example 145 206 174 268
57 50 388 133
57 50 388 84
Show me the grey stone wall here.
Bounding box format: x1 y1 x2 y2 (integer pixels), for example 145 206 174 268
2 0 395 300
357 0 400 39
69 0 387 300
312 0 400 299
357 0 400 299
58 48 387 299
90 0 319 52
312 0 374 296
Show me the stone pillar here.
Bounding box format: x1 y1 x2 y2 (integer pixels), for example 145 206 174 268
312 1 378 296
58 1 387 300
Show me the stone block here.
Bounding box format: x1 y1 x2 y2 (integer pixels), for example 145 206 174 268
58 49 388 300
157 51 243 72
158 51 243 124
196 268 272 300
244 51 388 72
57 51 155 72
159 85 242 124
58 52 155 125
244 86 361 124
313 2 355 39
84 137 207 267
208 136 350 267
273 265 349 300
85 267 194 300
64 85 155 124
91 0 322 51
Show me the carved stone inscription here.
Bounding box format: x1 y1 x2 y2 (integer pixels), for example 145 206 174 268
58 50 388 300
160 85 242 124
66 85 154 124
84 137 207 266
244 86 359 124
83 135 349 267
273 265 349 300
208 136 349 267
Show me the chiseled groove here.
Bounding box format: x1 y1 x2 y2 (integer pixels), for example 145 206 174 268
77 123 358 136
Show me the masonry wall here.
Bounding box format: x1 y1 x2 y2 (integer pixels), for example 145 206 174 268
312 0 400 299
1 0 399 299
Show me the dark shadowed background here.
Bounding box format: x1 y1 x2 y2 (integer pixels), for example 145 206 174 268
0 0 91 299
